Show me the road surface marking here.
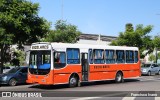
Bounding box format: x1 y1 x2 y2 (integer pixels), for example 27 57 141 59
122 91 139 100
71 92 127 100
140 78 160 82
155 97 160 100
71 97 101 100
122 97 136 100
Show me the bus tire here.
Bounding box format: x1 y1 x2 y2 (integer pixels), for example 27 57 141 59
77 80 81 87
115 72 123 83
69 76 78 88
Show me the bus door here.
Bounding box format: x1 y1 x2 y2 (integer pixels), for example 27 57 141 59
81 53 89 81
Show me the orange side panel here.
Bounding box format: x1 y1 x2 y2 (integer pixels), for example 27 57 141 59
27 65 81 85
89 62 140 81
27 61 141 85
54 74 70 84
89 64 116 81
53 65 81 84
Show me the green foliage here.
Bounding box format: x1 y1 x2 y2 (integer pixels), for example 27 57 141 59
153 36 160 48
0 0 50 45
110 23 153 58
148 54 156 62
0 0 50 73
148 52 160 63
4 63 12 67
158 52 160 58
11 49 25 66
43 20 81 43
125 23 134 32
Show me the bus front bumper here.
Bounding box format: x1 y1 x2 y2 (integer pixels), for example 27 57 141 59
26 78 53 85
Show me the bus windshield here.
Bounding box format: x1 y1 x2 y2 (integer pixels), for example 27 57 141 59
29 50 51 75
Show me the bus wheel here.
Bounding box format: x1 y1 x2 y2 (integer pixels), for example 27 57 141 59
115 72 123 83
69 76 78 88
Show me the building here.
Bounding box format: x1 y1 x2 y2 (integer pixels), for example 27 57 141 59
77 33 160 64
77 33 117 45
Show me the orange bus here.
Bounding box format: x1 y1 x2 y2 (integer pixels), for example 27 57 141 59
26 42 141 87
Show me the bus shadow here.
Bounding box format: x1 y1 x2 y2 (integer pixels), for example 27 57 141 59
123 79 140 83
28 79 140 90
80 79 140 87
28 84 69 90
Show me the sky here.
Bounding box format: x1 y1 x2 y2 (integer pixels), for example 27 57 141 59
30 0 160 37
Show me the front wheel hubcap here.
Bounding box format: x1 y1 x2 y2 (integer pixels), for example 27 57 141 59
117 74 122 82
70 78 76 85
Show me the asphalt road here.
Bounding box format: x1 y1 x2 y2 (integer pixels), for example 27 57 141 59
0 75 160 100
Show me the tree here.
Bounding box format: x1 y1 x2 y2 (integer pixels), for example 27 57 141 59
153 35 160 48
43 20 81 43
148 52 160 63
148 54 156 63
110 23 153 58
158 52 160 59
151 35 160 63
11 49 25 66
0 0 50 73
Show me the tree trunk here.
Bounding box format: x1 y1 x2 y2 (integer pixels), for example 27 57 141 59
0 45 4 74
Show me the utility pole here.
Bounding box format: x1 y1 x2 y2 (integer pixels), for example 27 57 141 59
61 0 63 21
155 48 157 64
155 33 160 64
155 14 160 64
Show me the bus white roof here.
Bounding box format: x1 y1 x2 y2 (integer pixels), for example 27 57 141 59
49 42 138 51
31 42 138 51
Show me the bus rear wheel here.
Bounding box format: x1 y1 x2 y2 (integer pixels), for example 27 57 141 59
69 76 78 88
115 72 123 83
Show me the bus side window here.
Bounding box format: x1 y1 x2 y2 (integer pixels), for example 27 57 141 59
54 52 66 69
116 50 125 63
93 49 104 64
89 49 93 64
67 48 80 64
54 52 60 63
134 51 138 63
126 50 134 63
59 53 66 63
105 50 115 64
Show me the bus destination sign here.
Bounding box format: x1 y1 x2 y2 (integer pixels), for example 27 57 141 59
32 45 49 49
